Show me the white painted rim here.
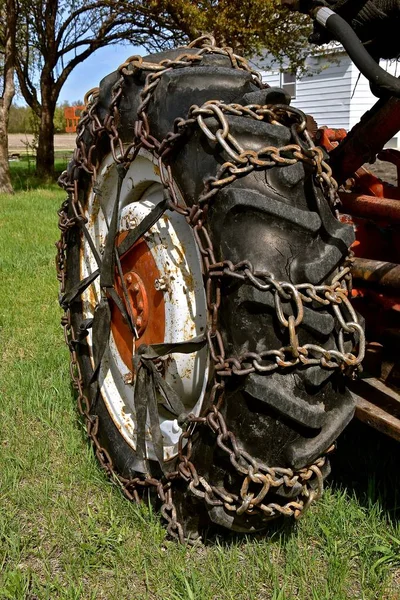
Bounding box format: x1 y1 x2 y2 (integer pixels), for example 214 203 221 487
80 149 209 462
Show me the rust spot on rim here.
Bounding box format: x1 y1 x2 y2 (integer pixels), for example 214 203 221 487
110 231 166 370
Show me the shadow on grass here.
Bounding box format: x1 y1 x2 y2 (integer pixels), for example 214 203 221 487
66 380 297 547
9 155 70 191
200 419 400 545
330 418 400 520
200 514 296 548
67 365 400 544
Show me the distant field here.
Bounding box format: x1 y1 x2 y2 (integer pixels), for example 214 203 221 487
7 133 398 186
8 133 76 152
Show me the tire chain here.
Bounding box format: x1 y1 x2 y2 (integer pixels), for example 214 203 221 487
56 35 363 543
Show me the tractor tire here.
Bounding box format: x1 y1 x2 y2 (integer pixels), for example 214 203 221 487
59 42 359 538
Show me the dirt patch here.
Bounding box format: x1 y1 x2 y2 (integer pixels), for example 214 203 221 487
365 159 398 186
8 133 399 189
8 133 76 152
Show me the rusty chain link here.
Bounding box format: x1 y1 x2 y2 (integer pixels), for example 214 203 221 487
56 36 364 542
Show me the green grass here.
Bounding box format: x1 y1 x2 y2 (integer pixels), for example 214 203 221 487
1 172 400 599
8 155 71 192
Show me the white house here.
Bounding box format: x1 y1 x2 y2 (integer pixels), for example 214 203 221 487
259 51 400 148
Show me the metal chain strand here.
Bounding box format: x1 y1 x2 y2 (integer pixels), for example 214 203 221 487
56 36 364 541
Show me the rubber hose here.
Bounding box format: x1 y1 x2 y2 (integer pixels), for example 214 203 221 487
314 6 400 98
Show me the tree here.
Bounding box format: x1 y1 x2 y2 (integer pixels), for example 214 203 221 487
14 0 177 179
8 104 37 133
0 0 17 194
15 0 312 180
148 1 313 68
54 102 67 134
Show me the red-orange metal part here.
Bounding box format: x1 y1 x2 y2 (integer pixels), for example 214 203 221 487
110 232 165 371
64 106 85 133
351 160 400 200
339 193 400 223
352 168 386 198
339 190 400 319
315 127 347 152
352 258 400 290
352 288 400 313
320 124 400 260
329 96 400 184
319 98 400 439
317 126 400 198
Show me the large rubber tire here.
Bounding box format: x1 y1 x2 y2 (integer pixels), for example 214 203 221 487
64 47 356 535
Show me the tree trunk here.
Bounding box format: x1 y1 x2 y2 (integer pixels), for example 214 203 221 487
0 102 13 194
0 0 17 194
36 97 55 180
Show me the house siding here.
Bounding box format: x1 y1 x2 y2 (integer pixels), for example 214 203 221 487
261 70 281 88
261 54 353 130
260 52 399 147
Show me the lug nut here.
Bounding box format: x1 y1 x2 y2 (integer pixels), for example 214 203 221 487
126 274 132 284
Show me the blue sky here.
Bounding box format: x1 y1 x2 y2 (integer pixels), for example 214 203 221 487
58 43 146 104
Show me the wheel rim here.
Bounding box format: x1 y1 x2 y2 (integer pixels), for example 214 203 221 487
80 149 209 462
111 233 166 369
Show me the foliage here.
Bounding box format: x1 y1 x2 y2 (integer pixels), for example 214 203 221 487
8 105 36 133
54 104 68 134
8 102 81 134
146 1 314 72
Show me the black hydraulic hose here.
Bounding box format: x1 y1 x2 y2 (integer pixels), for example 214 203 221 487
313 6 400 98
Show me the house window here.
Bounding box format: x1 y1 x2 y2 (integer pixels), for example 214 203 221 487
281 72 296 99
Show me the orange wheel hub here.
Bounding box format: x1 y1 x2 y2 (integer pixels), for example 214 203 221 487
110 232 166 371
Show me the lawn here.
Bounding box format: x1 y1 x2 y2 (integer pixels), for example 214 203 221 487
8 155 71 192
0 169 400 599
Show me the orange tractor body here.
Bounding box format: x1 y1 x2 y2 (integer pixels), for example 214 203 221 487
316 103 400 441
